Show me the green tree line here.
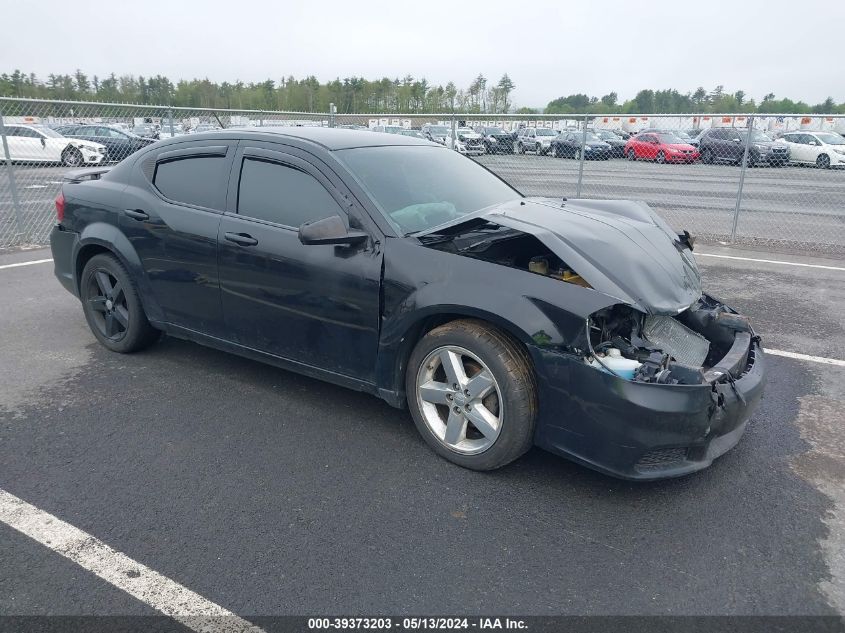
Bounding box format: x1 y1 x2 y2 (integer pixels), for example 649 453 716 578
1 69 842 114
544 86 844 115
0 69 516 114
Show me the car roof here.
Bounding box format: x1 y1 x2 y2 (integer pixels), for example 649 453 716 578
211 126 437 150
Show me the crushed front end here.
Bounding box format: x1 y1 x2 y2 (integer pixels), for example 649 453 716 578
532 294 765 480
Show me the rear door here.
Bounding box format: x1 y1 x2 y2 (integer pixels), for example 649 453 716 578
217 144 382 382
120 140 236 336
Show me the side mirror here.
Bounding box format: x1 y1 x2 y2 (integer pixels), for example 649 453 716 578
298 215 368 246
809 140 818 146
732 138 741 143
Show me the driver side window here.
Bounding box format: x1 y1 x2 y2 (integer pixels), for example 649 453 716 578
237 158 344 228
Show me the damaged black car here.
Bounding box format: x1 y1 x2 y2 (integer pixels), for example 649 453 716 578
49 128 765 480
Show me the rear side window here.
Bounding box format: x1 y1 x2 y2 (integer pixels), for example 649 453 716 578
237 158 343 228
154 156 228 209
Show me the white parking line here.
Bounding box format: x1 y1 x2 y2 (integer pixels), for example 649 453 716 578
0 258 53 270
766 349 845 367
695 252 845 272
0 488 263 633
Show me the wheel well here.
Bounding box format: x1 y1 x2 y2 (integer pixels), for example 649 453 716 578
393 313 533 403
75 244 112 292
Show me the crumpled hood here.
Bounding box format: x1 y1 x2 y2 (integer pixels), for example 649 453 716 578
485 198 702 315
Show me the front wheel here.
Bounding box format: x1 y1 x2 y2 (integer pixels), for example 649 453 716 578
656 150 665 164
701 148 714 164
61 147 83 167
80 254 160 353
817 154 831 169
627 148 636 161
552 144 562 158
516 142 525 155
406 320 537 471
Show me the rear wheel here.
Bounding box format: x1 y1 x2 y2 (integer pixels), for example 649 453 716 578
817 154 831 169
574 147 582 161
80 254 160 353
552 143 562 158
406 320 537 471
61 147 83 167
656 150 666 164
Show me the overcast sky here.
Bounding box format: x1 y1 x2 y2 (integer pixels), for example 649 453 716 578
2 0 843 107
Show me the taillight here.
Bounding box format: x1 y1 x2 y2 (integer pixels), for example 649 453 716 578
55 191 65 223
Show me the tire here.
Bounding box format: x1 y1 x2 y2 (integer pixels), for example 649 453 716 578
627 148 636 161
552 144 562 158
80 253 160 354
516 142 524 155
656 150 665 164
817 154 830 169
405 319 537 471
701 148 714 164
61 147 83 167
574 148 582 161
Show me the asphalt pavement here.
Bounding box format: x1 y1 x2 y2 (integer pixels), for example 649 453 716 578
0 245 843 622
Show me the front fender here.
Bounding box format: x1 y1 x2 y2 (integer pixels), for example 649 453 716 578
375 237 620 401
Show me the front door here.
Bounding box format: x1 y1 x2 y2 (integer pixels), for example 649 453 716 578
217 145 382 382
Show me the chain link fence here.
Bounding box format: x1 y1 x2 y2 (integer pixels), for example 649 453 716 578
2 97 844 255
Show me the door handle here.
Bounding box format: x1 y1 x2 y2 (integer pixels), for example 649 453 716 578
124 209 149 221
224 232 258 246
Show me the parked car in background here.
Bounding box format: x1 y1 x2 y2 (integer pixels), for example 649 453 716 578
157 124 186 140
0 124 106 166
398 129 425 139
474 126 514 154
514 127 557 155
49 126 764 479
641 128 699 147
625 132 699 164
447 127 485 155
371 125 404 134
550 131 612 160
780 131 845 169
421 124 450 145
133 123 159 139
697 128 789 167
54 124 157 162
593 129 627 157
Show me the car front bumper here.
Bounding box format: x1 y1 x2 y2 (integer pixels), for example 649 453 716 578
530 328 765 480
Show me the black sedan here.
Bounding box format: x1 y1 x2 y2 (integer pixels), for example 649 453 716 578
593 129 628 157
49 127 764 479
550 131 613 160
474 126 514 154
53 124 157 162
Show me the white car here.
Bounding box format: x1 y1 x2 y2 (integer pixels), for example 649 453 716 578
157 124 186 140
1 124 106 166
780 131 845 169
446 127 485 155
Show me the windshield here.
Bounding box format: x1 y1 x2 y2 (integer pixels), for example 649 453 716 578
484 127 505 135
816 132 845 145
427 126 449 135
595 130 616 139
583 133 601 143
657 133 686 144
32 125 63 138
536 129 556 136
336 146 520 235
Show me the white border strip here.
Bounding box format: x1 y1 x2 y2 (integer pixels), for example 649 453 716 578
696 252 845 272
0 258 53 270
766 349 845 367
0 489 263 633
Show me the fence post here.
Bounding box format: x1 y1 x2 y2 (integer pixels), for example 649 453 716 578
168 108 174 136
450 112 457 152
730 115 754 242
0 110 25 245
576 114 588 197
329 103 336 128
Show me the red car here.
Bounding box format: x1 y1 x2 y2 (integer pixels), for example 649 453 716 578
624 132 699 164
